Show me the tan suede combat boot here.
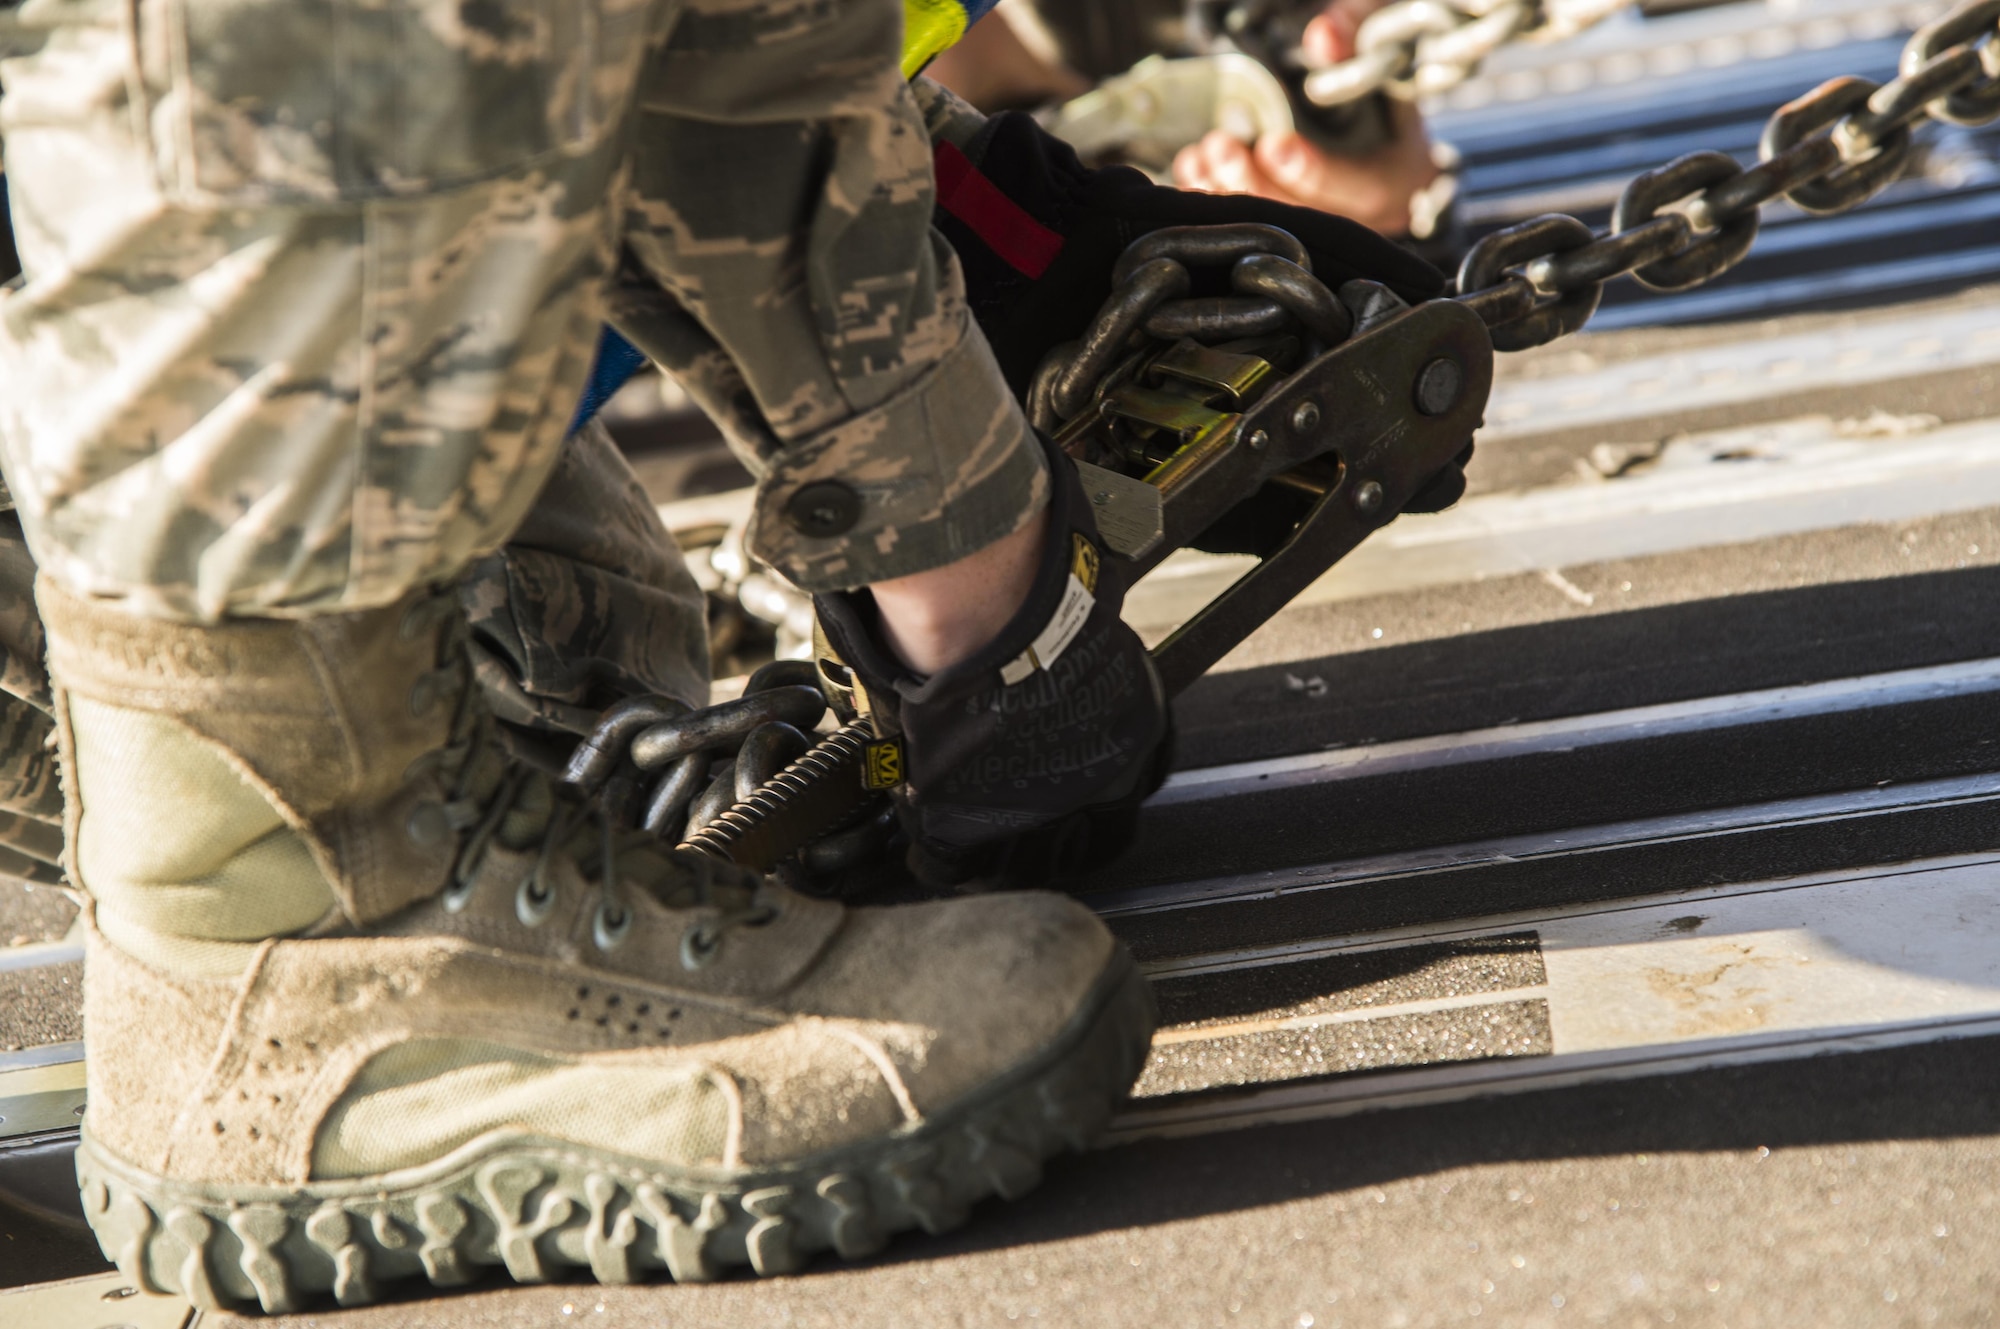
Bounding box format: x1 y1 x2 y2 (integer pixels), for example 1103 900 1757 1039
44 579 1154 1313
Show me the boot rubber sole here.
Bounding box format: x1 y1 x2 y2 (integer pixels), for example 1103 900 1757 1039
74 948 1156 1314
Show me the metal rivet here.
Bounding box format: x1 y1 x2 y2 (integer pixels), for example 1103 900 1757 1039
1353 481 1384 515
1290 401 1321 433
1247 429 1269 451
1415 358 1464 416
785 481 861 538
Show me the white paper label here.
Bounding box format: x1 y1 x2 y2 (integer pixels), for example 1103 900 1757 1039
1000 571 1094 685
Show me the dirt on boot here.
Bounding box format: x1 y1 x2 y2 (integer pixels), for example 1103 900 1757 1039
42 581 1155 1314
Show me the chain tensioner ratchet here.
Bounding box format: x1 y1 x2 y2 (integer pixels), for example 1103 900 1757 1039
591 224 1492 878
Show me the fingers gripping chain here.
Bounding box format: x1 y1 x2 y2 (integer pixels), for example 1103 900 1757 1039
1452 0 2000 349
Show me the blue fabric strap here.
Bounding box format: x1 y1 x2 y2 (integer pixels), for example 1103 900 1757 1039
567 326 651 435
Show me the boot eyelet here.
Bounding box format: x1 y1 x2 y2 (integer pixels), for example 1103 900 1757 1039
680 923 721 970
516 875 558 927
593 902 633 952
408 674 440 718
441 874 476 914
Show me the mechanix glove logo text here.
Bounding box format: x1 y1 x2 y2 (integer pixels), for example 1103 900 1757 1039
862 738 905 790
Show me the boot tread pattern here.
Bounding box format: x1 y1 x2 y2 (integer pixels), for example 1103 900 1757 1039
75 967 1153 1313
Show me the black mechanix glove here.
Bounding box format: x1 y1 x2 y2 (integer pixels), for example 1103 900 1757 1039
932 110 1469 525
814 432 1171 889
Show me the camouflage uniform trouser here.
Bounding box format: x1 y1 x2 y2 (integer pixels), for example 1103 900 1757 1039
0 0 1045 619
0 416 712 884
0 1 1047 880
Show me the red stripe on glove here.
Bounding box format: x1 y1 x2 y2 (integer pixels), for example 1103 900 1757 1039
933 141 1065 280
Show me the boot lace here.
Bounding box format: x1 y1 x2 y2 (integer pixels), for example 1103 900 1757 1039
405 595 775 967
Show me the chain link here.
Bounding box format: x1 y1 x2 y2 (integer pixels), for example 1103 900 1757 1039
1299 0 1636 107
1028 223 1357 434
1455 0 2000 350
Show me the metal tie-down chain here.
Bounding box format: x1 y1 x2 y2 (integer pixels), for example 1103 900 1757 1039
1027 222 1369 441
1452 0 2000 349
1297 0 1639 108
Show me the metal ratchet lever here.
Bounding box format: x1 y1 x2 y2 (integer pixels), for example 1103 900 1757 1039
686 300 1496 870
1132 296 1492 694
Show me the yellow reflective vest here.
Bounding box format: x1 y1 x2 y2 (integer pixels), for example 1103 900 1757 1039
902 0 1001 77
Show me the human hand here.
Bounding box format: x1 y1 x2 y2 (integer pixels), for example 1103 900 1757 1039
1172 0 1442 237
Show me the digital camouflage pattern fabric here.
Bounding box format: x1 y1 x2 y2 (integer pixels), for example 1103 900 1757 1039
0 0 1047 881
0 0 1045 619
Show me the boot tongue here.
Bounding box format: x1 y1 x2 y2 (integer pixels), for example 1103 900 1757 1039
603 831 768 920
494 761 558 849
430 641 561 853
